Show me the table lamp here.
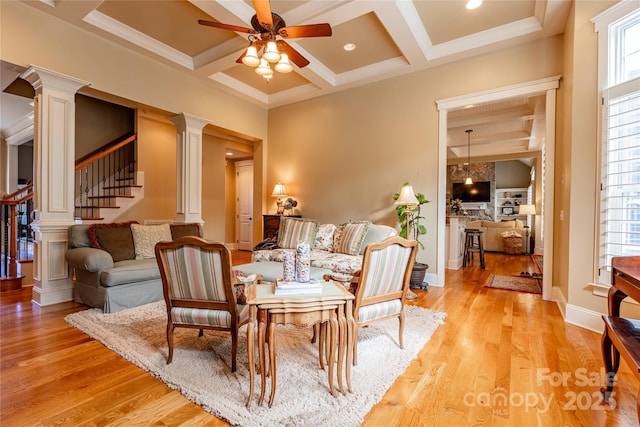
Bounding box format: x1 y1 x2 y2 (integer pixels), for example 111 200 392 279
271 182 288 215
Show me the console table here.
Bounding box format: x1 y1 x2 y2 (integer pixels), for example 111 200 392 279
601 256 640 422
245 282 355 408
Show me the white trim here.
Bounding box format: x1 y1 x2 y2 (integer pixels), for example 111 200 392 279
552 285 567 318
83 10 194 70
436 77 560 296
425 272 441 287
592 0 640 32
565 304 604 334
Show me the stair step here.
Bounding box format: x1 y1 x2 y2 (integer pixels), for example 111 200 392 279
103 185 143 190
87 195 135 200
74 205 120 209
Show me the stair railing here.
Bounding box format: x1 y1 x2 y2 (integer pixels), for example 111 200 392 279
0 184 33 284
74 133 137 220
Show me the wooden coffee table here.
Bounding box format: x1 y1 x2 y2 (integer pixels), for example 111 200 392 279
245 281 355 408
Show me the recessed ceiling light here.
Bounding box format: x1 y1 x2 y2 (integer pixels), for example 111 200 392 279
343 43 356 52
466 0 482 10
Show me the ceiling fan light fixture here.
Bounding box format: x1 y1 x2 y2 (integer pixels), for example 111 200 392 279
242 45 260 67
255 58 273 76
275 53 293 73
263 40 281 63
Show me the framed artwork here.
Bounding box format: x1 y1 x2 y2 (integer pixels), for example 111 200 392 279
276 204 285 215
502 206 514 215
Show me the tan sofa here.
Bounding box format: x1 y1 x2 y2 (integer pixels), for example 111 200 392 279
465 220 527 253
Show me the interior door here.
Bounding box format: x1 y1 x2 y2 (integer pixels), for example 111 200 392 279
235 161 253 251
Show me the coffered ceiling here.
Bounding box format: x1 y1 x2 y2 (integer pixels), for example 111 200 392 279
3 0 571 160
19 0 570 109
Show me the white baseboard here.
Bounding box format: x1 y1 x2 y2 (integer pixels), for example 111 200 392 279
553 285 604 333
565 304 604 334
425 272 442 287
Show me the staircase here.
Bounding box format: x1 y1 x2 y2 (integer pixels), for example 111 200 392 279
1 134 144 290
74 133 144 223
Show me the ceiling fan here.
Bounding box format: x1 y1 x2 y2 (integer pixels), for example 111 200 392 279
198 0 332 79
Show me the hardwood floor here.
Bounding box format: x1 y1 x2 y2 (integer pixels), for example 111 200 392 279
1 251 638 426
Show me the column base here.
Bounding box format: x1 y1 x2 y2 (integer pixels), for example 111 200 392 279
31 282 74 306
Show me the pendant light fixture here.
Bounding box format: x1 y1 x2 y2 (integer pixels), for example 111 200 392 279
465 129 473 185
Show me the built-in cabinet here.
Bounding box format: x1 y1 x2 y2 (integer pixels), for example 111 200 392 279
495 187 528 221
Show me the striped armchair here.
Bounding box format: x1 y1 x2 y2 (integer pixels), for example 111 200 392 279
155 237 249 372
353 236 418 364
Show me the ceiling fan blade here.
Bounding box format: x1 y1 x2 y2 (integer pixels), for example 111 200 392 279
235 40 263 64
277 41 310 68
278 24 332 38
253 0 274 30
198 20 256 34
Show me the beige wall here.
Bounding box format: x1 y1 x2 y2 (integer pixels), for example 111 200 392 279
268 35 564 272
117 114 230 242
117 115 177 224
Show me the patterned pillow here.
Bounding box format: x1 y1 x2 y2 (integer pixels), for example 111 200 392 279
333 221 371 255
314 224 337 251
277 218 319 249
131 223 172 260
88 221 139 262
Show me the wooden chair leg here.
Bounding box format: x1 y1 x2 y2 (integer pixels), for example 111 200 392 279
198 329 204 337
231 329 238 373
399 310 405 349
166 323 174 364
353 323 359 366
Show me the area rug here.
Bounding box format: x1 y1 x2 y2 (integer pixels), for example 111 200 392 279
532 254 543 274
65 301 446 427
485 274 542 294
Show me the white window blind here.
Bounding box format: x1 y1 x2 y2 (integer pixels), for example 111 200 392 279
599 77 640 281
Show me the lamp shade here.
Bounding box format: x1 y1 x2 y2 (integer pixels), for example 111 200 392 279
271 182 288 198
395 184 419 205
519 204 536 215
242 45 260 67
464 176 473 185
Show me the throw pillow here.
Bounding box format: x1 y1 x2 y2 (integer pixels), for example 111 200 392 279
170 223 203 239
88 221 139 262
314 224 337 251
131 223 172 260
333 221 371 255
277 217 319 249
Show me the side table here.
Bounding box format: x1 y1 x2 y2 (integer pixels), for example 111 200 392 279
245 281 355 408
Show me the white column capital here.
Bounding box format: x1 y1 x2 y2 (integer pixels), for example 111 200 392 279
21 65 89 94
168 113 210 132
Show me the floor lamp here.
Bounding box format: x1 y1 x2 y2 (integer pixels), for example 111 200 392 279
395 184 421 296
518 204 536 254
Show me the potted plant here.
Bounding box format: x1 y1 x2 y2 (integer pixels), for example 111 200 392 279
393 183 429 289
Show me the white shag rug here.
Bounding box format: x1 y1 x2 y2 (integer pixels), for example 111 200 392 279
65 301 446 427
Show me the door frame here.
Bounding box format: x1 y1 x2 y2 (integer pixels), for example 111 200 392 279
436 76 560 300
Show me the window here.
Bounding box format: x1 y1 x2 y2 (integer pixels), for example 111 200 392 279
599 80 640 277
594 4 640 283
610 9 640 85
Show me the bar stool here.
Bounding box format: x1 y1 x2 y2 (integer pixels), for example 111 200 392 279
463 228 485 269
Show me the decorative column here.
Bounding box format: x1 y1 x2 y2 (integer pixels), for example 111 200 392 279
21 66 89 306
168 113 209 225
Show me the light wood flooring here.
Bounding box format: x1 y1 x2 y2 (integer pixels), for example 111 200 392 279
1 252 638 426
